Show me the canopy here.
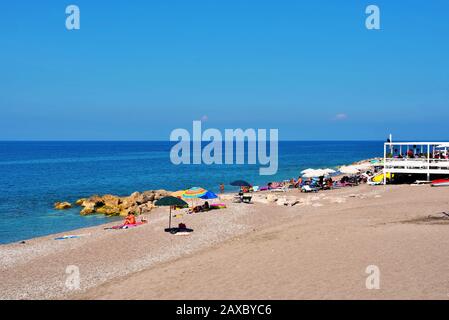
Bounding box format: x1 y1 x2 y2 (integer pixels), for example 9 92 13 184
200 191 218 199
303 169 328 178
182 187 208 199
154 196 188 232
155 196 187 207
171 190 185 198
230 180 251 187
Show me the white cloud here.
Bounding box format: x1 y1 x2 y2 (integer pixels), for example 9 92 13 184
333 113 348 121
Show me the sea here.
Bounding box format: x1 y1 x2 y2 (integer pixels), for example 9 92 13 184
0 141 382 244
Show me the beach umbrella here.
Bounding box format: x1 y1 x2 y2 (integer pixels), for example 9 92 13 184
154 196 188 232
171 190 185 198
182 187 208 199
303 169 327 178
182 187 208 208
200 191 218 200
301 168 315 174
230 180 251 187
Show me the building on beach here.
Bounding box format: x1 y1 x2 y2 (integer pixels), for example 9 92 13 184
383 141 449 184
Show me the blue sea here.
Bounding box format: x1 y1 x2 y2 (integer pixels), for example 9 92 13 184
0 141 382 244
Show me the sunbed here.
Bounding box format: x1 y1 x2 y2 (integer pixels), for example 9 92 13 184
301 185 318 193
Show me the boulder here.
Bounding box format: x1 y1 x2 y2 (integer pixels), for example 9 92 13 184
96 205 120 216
75 198 86 206
141 191 156 202
84 195 105 207
153 189 169 201
79 196 104 215
119 205 139 217
121 196 137 209
76 189 169 216
102 194 121 207
80 207 94 215
54 202 72 210
139 202 154 214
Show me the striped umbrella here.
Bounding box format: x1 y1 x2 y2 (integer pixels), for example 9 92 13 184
182 187 207 199
171 190 186 199
182 187 208 208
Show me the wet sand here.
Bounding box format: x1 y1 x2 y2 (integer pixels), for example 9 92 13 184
2 184 449 299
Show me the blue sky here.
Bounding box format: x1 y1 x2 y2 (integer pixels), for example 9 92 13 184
0 0 448 140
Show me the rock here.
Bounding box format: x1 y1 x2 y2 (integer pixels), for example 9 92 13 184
139 202 154 214
141 191 155 202
102 194 121 207
75 198 86 206
79 196 104 215
96 205 120 216
80 207 94 215
120 198 134 209
155 189 169 196
120 205 139 217
54 202 72 210
85 195 105 207
76 189 169 217
153 189 169 201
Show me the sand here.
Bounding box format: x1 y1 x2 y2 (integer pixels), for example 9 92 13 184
2 184 449 300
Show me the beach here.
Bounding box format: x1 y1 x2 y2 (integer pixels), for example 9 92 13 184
2 182 449 300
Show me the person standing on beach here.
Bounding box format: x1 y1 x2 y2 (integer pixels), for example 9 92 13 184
220 183 224 193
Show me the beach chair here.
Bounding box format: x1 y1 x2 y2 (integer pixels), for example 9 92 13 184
242 194 252 203
233 193 252 203
301 185 318 193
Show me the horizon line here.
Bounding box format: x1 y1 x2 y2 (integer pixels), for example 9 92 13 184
0 139 391 142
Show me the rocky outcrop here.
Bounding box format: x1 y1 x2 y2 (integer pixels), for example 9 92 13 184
76 190 170 217
54 202 72 210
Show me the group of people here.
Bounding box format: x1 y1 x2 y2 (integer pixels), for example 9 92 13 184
389 148 449 160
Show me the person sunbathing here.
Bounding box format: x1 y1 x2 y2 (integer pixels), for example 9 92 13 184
124 212 136 225
294 177 303 188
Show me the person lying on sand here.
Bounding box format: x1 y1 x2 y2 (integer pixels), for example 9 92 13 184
190 201 211 213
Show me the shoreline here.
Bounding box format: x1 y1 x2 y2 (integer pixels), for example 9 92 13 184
1 157 380 246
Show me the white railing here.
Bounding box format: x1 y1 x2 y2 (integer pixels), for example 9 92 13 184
382 141 449 183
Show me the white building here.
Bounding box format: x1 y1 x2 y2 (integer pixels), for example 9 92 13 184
383 141 449 183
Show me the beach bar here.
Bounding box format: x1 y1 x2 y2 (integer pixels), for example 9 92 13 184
383 141 449 184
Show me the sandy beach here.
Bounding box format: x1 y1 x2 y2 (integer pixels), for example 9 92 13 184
2 182 449 300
